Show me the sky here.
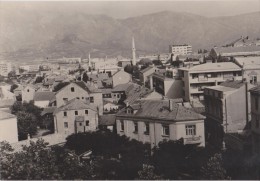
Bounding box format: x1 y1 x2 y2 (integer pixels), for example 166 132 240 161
1 0 260 19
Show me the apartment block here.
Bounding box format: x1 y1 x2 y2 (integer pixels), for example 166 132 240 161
169 44 192 55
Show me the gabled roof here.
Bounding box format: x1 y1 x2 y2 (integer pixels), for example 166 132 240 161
124 86 153 105
140 66 154 73
55 81 101 94
99 114 116 126
34 91 55 101
0 111 16 120
250 85 260 94
214 46 260 55
117 100 205 122
112 69 131 77
112 83 136 92
54 98 97 114
220 80 245 89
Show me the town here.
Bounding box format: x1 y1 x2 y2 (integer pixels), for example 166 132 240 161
1 34 260 179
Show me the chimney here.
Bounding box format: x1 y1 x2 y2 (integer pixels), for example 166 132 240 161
149 76 153 90
169 99 173 111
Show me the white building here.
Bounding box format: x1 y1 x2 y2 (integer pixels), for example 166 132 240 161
169 44 192 55
0 111 18 143
0 61 14 77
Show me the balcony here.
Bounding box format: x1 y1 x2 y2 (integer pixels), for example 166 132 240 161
184 136 202 144
190 76 242 84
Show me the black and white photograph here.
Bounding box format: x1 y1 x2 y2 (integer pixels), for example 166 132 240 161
0 0 260 180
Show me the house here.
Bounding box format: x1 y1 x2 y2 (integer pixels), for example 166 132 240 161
0 111 18 143
22 84 39 103
54 81 103 115
178 62 243 101
116 99 205 148
139 66 156 86
33 91 55 108
118 59 132 68
112 69 132 88
249 86 260 154
99 114 116 132
234 56 260 84
53 98 98 135
150 72 183 99
103 100 119 113
204 80 253 146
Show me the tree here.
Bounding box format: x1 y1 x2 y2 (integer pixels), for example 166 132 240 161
200 153 230 180
35 76 44 83
8 70 16 78
10 84 18 93
82 72 88 83
17 111 38 140
137 164 163 180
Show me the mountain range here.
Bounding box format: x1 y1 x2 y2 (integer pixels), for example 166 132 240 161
0 10 260 61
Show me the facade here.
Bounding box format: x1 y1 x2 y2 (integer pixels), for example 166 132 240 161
150 73 183 99
0 61 14 77
249 86 260 154
54 81 103 115
53 99 98 135
179 62 243 101
22 84 38 103
169 44 192 55
19 64 40 72
116 99 205 148
34 91 55 108
0 111 18 143
139 66 155 86
112 70 132 88
234 56 260 84
204 80 252 145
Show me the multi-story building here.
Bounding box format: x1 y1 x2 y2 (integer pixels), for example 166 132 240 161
0 111 18 143
204 80 253 146
0 61 14 77
169 44 192 55
139 66 156 86
33 91 55 108
53 98 98 136
22 84 39 103
54 81 103 115
112 69 132 88
249 86 260 154
178 62 243 101
19 64 40 72
116 99 205 148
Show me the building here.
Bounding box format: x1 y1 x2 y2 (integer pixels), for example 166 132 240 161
116 99 205 147
99 114 116 132
0 61 14 77
22 84 39 103
54 81 103 115
0 111 18 143
19 64 40 72
249 86 260 154
53 98 98 135
150 72 183 99
169 44 192 55
210 46 260 61
118 59 132 68
139 66 156 86
33 91 55 108
112 69 132 88
179 62 243 101
234 56 260 84
204 80 253 146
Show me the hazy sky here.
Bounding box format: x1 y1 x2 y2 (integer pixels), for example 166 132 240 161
1 0 260 19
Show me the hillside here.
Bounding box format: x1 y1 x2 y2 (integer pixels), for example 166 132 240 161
0 10 259 62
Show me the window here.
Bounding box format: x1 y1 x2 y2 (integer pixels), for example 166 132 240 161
63 98 68 102
144 123 150 135
27 89 30 92
75 111 78 115
82 97 84 99
90 97 94 103
85 110 88 115
256 119 259 128
63 111 67 117
162 125 170 136
186 125 196 136
71 87 75 92
120 121 124 131
85 120 89 126
79 123 82 126
256 97 259 110
64 122 68 128
133 122 138 133
76 97 79 99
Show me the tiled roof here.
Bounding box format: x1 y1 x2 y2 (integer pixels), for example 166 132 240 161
140 66 154 73
75 81 101 93
117 100 205 122
179 62 241 73
214 46 260 54
249 85 260 94
0 111 16 120
99 114 116 126
54 98 97 114
34 91 55 101
220 80 245 89
41 107 56 116
101 89 112 94
235 57 260 69
124 86 153 105
0 99 15 108
10 134 66 153
112 83 135 92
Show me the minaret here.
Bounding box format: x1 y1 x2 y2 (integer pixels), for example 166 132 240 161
88 53 91 67
132 36 136 66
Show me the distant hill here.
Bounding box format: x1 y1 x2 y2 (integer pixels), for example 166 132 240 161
0 10 259 62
